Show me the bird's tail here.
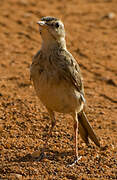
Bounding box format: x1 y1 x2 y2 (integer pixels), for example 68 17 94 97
78 111 100 147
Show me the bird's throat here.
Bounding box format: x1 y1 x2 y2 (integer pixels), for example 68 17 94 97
41 37 66 51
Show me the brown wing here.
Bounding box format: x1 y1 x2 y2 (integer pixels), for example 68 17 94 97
56 49 84 96
30 50 43 80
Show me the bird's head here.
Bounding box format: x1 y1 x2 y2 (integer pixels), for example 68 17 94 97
37 17 66 49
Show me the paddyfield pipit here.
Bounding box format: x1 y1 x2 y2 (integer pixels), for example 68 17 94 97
30 16 100 164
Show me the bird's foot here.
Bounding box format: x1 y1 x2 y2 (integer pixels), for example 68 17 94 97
31 150 45 161
67 156 82 167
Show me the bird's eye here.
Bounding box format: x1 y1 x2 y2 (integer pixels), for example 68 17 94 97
55 22 60 28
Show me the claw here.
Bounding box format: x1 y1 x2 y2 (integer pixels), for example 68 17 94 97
34 152 45 161
31 150 45 161
67 156 82 167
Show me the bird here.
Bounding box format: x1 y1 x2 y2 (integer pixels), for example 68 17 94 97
30 16 100 164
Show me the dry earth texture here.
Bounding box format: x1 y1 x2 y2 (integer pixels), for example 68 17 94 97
0 0 117 179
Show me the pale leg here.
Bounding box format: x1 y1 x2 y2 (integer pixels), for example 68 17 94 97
44 109 56 147
68 112 81 166
31 109 56 159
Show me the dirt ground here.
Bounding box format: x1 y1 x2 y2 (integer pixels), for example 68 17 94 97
0 0 117 179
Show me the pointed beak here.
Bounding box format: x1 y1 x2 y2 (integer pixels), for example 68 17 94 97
37 21 46 26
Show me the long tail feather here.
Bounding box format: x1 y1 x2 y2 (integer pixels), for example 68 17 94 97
78 122 89 145
78 111 100 147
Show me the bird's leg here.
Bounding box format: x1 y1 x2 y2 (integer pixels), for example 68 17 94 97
68 112 81 166
31 109 56 160
74 120 78 159
44 109 56 147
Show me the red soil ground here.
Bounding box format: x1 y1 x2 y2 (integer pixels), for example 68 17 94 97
0 0 117 179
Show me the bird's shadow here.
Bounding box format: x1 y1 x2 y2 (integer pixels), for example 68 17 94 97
12 145 106 164
13 148 75 164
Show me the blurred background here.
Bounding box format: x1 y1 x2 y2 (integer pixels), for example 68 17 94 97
0 0 117 179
